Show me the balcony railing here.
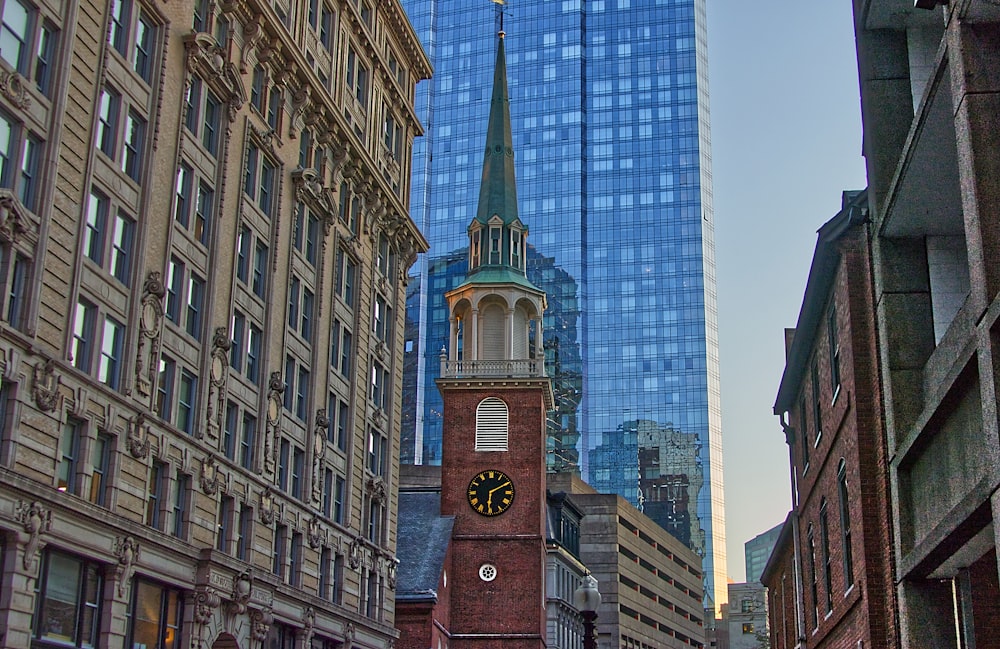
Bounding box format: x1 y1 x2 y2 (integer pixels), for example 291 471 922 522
440 358 546 379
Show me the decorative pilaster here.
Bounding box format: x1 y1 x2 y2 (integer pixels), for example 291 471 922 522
264 372 283 476
135 272 165 400
206 327 231 443
15 500 50 572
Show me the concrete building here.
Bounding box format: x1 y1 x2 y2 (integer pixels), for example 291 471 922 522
0 0 429 647
744 522 782 584
549 472 706 649
770 190 898 649
400 0 729 613
852 0 1000 646
725 582 767 649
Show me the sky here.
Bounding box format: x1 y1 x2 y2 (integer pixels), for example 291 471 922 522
705 2 868 582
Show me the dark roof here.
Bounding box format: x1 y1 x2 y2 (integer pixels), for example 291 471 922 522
759 512 794 587
396 491 454 602
773 189 868 414
474 32 519 228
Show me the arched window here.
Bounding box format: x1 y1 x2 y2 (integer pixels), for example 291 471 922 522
807 523 818 630
838 459 854 589
476 397 508 451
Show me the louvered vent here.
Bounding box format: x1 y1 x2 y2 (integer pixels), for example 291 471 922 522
481 304 505 360
476 397 508 451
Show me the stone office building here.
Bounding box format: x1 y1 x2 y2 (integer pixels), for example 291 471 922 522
0 0 429 647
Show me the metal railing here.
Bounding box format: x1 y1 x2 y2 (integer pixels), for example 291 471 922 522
440 357 546 378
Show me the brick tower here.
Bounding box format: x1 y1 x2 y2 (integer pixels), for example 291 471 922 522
436 28 553 648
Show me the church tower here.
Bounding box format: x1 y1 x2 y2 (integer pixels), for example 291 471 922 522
436 28 553 648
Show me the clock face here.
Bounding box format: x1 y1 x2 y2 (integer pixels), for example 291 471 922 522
467 469 515 517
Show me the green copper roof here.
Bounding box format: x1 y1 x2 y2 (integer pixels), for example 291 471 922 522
474 33 519 227
453 267 543 294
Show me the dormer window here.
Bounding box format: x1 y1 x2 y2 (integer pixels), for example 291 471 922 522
470 228 482 268
489 226 502 265
510 229 522 270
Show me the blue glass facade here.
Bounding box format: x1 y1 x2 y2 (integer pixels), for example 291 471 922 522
400 0 726 611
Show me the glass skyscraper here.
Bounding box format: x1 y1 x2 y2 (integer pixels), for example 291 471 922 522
400 0 727 611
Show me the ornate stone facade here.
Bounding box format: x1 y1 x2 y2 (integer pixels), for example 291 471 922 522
0 0 429 647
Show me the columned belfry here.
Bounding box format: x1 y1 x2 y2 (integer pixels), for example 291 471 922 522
436 29 553 648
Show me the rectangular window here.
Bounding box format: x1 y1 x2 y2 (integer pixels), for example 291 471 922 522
18 130 39 208
812 362 822 444
171 471 189 538
821 501 833 613
174 163 192 227
332 553 344 604
305 211 318 265
165 257 183 323
291 446 304 499
98 315 125 390
236 503 252 560
322 467 333 516
109 0 130 55
250 65 264 112
146 461 166 530
320 6 333 51
132 10 154 82
202 90 221 155
240 411 256 470
96 87 120 157
301 288 314 341
267 87 281 129
126 579 183 649
110 211 135 286
223 402 237 460
185 77 201 133
319 547 331 599
57 418 81 494
34 550 103 647
296 365 309 421
84 189 108 265
283 356 295 412
252 239 267 297
272 524 287 576
334 475 345 525
278 438 290 491
4 249 29 331
177 370 197 435
236 224 250 283
828 304 841 394
287 276 299 330
194 182 213 244
289 532 302 586
230 311 244 371
121 109 146 182
217 495 234 553
340 329 352 378
247 323 262 384
157 356 175 421
71 299 96 372
89 433 112 506
337 401 348 451
185 272 204 339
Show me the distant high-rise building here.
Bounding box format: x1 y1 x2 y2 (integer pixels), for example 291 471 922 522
400 0 727 610
745 522 783 583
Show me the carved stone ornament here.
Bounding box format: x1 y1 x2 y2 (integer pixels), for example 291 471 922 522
127 414 150 459
239 14 262 73
348 536 364 569
302 606 316 647
264 372 284 475
193 586 221 624
30 359 59 413
205 327 230 443
0 189 30 244
0 71 30 109
288 83 311 139
367 475 387 505
15 500 50 571
183 32 245 122
291 167 333 215
250 606 273 642
344 622 355 645
135 272 165 399
307 516 323 550
258 488 276 525
311 409 328 502
387 556 399 590
114 536 140 598
231 568 253 615
200 454 223 495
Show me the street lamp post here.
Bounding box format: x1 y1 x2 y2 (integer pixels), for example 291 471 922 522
574 572 601 649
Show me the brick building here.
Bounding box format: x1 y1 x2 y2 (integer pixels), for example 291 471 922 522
851 1 1000 646
770 190 898 649
0 0 430 647
759 516 795 649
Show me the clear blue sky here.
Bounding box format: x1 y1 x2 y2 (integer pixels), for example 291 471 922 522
707 2 867 582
